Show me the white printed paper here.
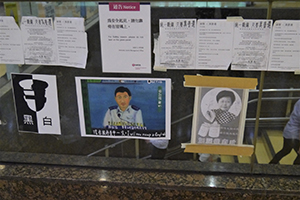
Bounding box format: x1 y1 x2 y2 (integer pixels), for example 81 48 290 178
21 16 57 65
158 19 197 69
268 20 300 72
55 17 88 68
196 19 234 70
98 2 151 73
20 16 88 68
0 16 24 64
231 20 273 71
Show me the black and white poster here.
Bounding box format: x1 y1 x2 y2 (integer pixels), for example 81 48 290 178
191 87 249 145
11 73 61 134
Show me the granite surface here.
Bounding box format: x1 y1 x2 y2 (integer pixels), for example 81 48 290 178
0 163 300 199
0 152 300 199
0 151 300 176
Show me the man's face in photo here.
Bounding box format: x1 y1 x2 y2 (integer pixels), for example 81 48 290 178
115 92 131 111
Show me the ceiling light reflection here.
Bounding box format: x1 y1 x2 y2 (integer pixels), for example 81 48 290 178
208 176 216 187
98 170 107 182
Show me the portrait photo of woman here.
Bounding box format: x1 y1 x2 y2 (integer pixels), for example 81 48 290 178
191 87 248 146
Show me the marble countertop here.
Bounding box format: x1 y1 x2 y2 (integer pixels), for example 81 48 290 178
0 151 300 199
0 159 300 196
0 151 299 176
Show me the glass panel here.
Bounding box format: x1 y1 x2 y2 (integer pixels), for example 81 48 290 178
0 1 300 174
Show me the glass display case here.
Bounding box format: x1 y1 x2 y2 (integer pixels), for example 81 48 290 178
1 0 300 176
